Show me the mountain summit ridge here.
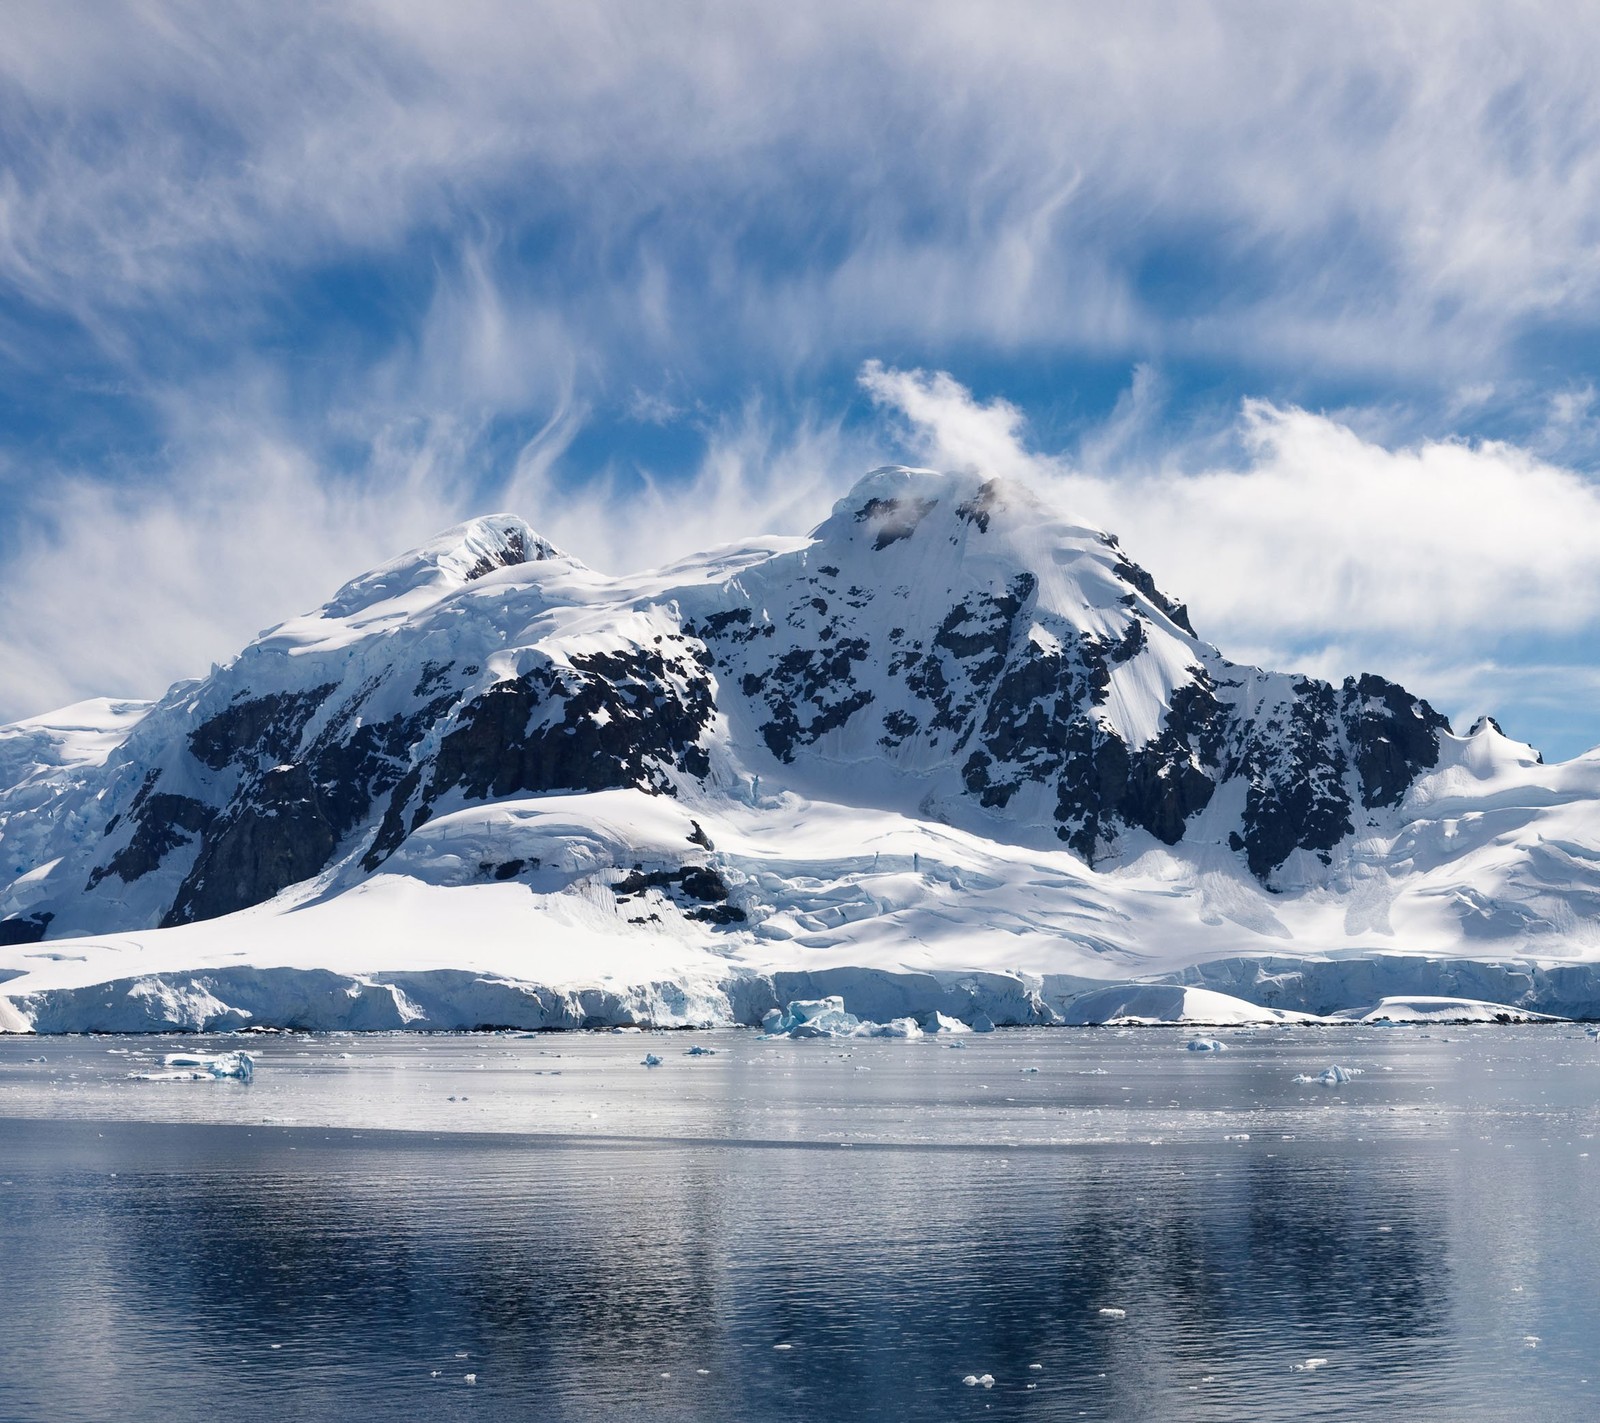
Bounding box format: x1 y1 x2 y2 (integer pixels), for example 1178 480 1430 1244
2 465 1597 1028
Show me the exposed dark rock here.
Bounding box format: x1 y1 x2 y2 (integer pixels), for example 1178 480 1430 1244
0 913 52 946
424 648 714 806
854 496 938 549
955 479 1004 532
1106 540 1196 636
164 765 335 925
610 864 744 924
1237 679 1353 881
188 687 336 771
1340 673 1450 809
88 791 216 888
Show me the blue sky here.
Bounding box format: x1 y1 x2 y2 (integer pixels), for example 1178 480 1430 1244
3 2 1600 758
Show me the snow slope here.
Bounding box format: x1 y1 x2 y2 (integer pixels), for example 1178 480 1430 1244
3 468 1599 1031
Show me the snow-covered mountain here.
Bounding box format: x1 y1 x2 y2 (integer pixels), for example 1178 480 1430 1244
3 467 1599 1031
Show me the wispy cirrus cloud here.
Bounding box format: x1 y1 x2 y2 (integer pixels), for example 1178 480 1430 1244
6 2 1600 377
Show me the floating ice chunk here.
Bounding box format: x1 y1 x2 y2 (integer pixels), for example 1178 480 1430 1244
132 1050 255 1082
1186 1039 1226 1053
684 1044 717 1056
961 1374 995 1387
859 1017 923 1039
923 1012 972 1034
1097 1307 1126 1320
1586 1026 1599 1039
762 997 925 1040
1523 1335 1540 1348
641 1053 663 1067
969 1014 997 1033
463 1373 477 1385
1295 1065 1362 1086
762 996 861 1039
1224 1133 1250 1141
1028 1363 1042 1371
1291 1358 1329 1372
773 1343 793 1351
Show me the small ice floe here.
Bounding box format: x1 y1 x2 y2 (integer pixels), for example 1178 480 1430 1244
922 1012 972 1035
761 997 922 1039
463 1373 477 1385
131 1050 255 1082
1523 1335 1541 1348
1224 1133 1250 1141
1028 1363 1042 1371
773 1343 794 1351
1291 1358 1329 1372
961 1374 995 1388
684 1045 717 1056
1097 1307 1126 1320
1186 1039 1226 1053
642 1053 663 1067
858 1017 923 1039
1294 1065 1362 1086
1021 1066 1040 1074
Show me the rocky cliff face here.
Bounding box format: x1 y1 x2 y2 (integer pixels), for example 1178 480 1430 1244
0 469 1458 941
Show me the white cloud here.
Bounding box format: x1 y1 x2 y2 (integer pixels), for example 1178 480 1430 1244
0 434 470 719
505 398 863 575
6 3 1600 375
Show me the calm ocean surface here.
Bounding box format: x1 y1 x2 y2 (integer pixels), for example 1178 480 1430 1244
1 1025 1596 1421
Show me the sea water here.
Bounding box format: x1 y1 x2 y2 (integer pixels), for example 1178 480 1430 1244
1 1026 1596 1420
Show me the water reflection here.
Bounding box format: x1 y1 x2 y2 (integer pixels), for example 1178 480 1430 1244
1 1028 1597 1421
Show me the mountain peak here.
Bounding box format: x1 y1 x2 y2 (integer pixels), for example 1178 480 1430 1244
322 513 569 620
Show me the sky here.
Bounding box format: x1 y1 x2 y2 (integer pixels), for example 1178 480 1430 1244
3 1 1600 758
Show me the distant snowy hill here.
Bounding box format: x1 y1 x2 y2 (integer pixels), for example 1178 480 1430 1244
3 468 1599 1031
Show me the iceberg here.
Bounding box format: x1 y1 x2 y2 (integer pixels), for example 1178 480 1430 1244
1295 1065 1362 1086
857 1016 923 1039
762 996 862 1038
922 1012 972 1034
131 1049 255 1082
760 996 929 1040
1186 1038 1226 1052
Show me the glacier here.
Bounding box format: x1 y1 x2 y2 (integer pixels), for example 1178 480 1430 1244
3 466 1599 1033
